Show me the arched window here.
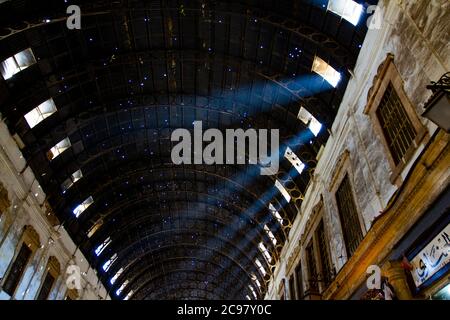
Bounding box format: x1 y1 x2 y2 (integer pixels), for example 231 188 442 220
36 256 61 300
1 225 40 297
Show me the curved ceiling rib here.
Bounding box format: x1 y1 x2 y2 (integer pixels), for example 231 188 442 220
0 0 376 299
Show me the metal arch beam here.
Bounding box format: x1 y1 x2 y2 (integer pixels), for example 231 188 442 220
63 157 297 215
62 163 274 214
71 186 291 237
43 138 296 225
25 101 312 180
140 282 229 301
32 127 305 223
140 281 246 300
10 61 328 138
0 2 357 68
33 86 319 140
63 164 286 224
97 229 270 290
112 250 255 291
50 146 302 226
42 48 331 122
30 106 314 198
88 202 281 260
67 173 290 227
94 50 331 123
113 246 263 298
25 100 304 163
96 227 268 287
95 213 276 276
145 285 226 300
114 256 252 300
143 286 225 300
132 268 257 301
89 197 281 240
133 270 236 300
124 264 247 300
3 52 332 134
62 159 292 213
82 198 282 276
85 197 285 261
100 242 265 299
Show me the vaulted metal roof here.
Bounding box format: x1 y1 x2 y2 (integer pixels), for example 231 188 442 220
0 0 377 300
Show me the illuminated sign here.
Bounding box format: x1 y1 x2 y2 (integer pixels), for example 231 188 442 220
410 223 450 287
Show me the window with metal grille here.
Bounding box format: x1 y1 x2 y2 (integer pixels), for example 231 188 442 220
295 264 303 299
336 175 363 258
376 83 417 165
36 272 55 300
3 243 32 296
306 242 318 291
316 220 333 286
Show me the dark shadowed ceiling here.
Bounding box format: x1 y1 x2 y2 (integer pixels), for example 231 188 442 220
0 0 376 300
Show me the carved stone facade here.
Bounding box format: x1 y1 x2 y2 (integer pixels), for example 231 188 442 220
266 0 449 300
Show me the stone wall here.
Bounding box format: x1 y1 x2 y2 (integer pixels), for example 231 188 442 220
0 120 110 300
266 0 449 299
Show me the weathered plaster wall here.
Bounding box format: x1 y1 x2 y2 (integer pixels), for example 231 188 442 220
0 120 110 300
266 0 449 299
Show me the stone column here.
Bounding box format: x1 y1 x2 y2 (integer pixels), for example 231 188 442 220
384 260 413 300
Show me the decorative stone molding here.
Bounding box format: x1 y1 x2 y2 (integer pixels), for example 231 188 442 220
365 54 395 114
328 149 350 191
0 181 10 214
47 256 61 276
300 196 324 245
23 225 41 251
363 53 428 185
286 241 302 275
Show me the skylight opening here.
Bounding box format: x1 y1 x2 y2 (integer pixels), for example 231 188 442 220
309 117 322 136
48 137 71 160
284 147 306 175
275 180 291 203
264 225 277 246
110 267 124 285
116 280 129 296
312 56 341 88
255 258 267 276
297 107 323 137
255 278 261 289
103 253 118 272
0 48 36 80
124 290 134 300
327 0 364 26
24 98 57 129
258 242 272 263
95 236 112 256
73 196 94 218
269 203 283 225
249 285 257 299
61 169 83 193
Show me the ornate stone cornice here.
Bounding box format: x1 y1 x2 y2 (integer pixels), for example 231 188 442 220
364 53 395 115
328 149 350 191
